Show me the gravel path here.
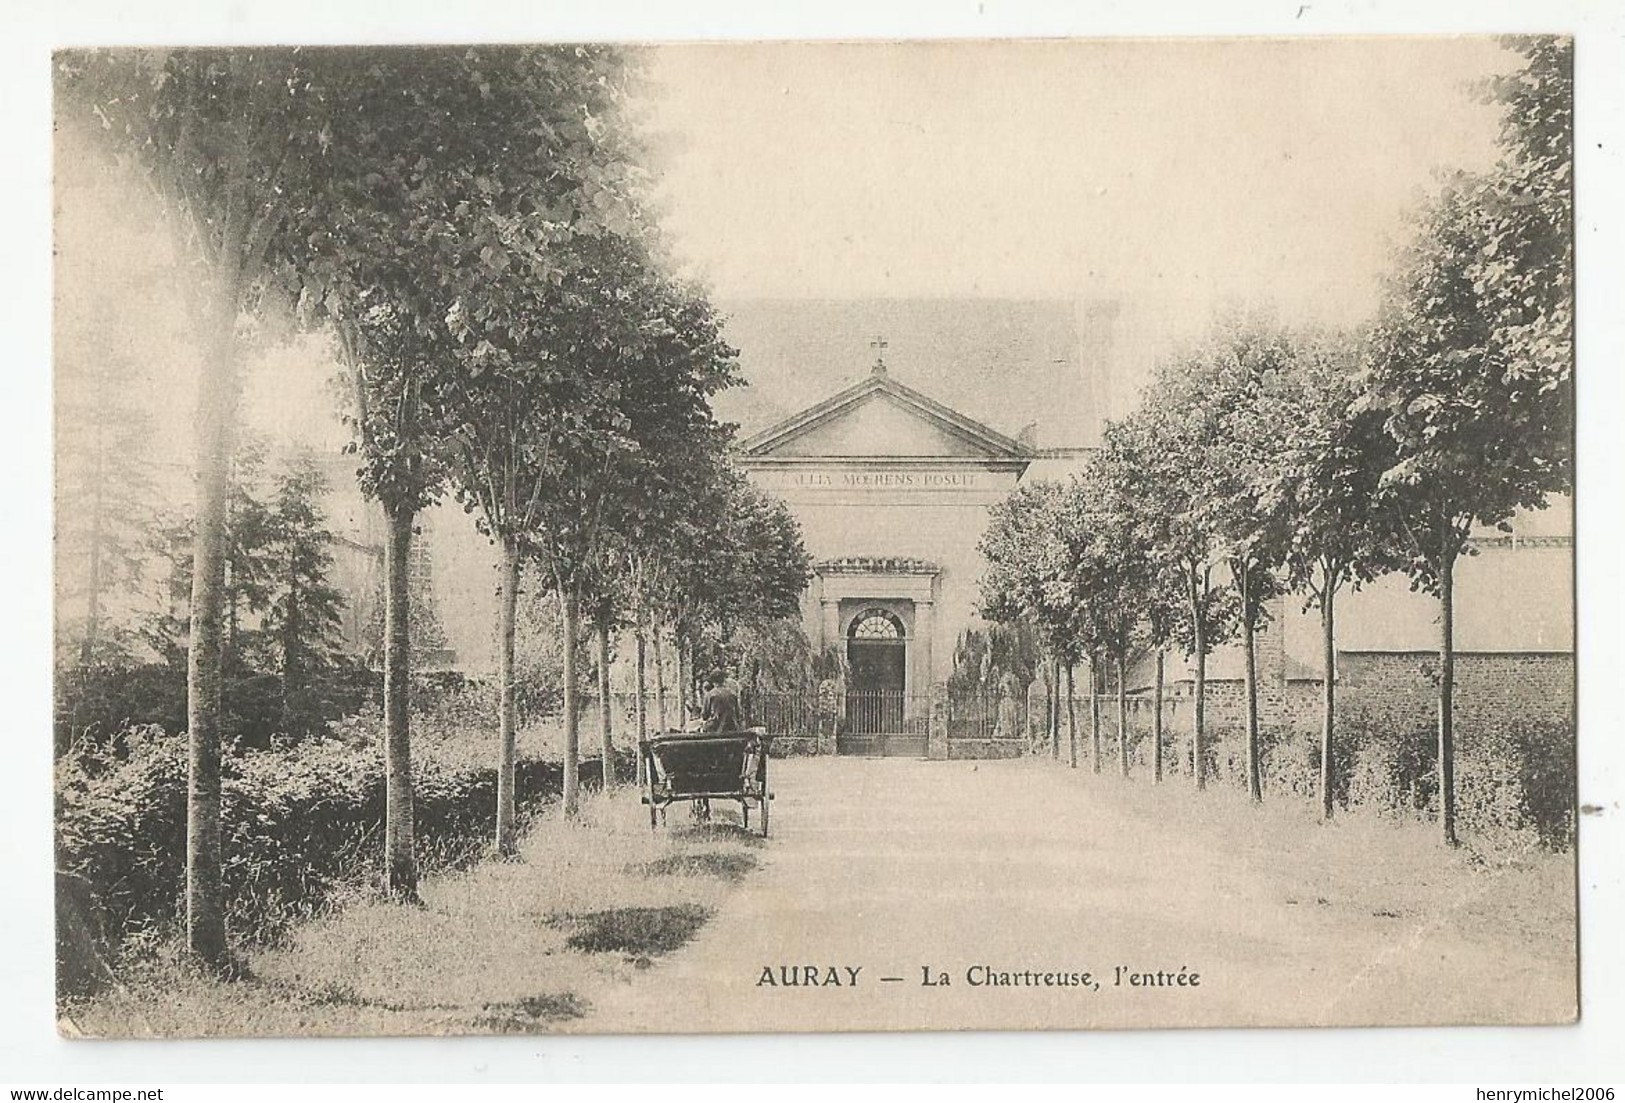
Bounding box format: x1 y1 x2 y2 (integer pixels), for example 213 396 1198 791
574 755 1576 1033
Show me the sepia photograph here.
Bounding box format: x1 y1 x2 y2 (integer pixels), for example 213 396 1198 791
47 30 1581 1044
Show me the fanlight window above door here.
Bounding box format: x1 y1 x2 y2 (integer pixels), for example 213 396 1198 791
850 608 905 640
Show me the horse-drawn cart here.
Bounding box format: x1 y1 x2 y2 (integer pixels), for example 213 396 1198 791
639 728 772 837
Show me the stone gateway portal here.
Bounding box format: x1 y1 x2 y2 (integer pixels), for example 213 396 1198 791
730 333 1075 758
734 351 1050 758
845 608 907 751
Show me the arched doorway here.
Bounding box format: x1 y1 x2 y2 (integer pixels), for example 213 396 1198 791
846 607 906 743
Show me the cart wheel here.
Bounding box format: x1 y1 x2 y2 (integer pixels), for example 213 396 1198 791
760 794 770 838
742 802 749 831
649 803 658 831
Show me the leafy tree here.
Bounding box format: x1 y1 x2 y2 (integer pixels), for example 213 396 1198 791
1092 421 1187 784
697 477 815 637
57 48 357 966
729 618 821 700
1066 455 1185 780
515 256 743 819
979 481 1086 767
563 266 740 802
947 623 1041 703
1473 36 1573 480
1273 334 1400 819
61 44 654 933
1177 314 1302 802
442 257 635 847
1360 40 1571 845
617 425 717 744
282 44 647 886
1046 479 1106 774
1363 174 1569 845
610 395 734 759
667 471 815 721
1105 399 1236 789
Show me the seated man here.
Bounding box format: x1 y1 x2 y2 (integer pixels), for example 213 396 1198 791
699 667 742 733
689 668 743 824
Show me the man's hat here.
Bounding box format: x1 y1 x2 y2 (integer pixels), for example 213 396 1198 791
709 668 727 684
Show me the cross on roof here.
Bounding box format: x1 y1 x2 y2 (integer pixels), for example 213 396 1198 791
869 334 889 375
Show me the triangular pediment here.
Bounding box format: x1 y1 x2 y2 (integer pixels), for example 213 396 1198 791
739 372 1030 461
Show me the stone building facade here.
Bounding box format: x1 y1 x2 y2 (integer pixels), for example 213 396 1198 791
735 360 1038 719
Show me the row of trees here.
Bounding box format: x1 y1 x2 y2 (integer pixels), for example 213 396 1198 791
979 37 1573 844
58 45 809 970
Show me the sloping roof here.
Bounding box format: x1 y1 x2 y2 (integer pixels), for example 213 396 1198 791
739 364 1032 461
714 297 1100 449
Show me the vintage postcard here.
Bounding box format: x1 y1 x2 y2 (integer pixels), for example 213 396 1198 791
51 36 1577 1038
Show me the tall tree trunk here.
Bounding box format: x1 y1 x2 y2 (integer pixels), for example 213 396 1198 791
1116 652 1129 779
1049 656 1060 759
1153 649 1165 784
382 501 418 898
1190 568 1207 792
653 620 668 731
1319 584 1337 821
281 554 299 739
597 608 615 791
1240 565 1262 803
1065 662 1078 769
635 607 649 788
74 421 108 740
561 587 582 818
223 471 237 678
224 562 236 676
1438 551 1458 846
677 630 691 727
82 418 105 668
1089 655 1102 774
184 288 238 969
494 535 521 857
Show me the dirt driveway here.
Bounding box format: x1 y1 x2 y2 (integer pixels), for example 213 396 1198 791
575 755 1576 1033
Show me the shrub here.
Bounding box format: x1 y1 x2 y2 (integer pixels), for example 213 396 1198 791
1259 726 1319 800
55 657 379 754
1457 718 1576 850
55 725 613 957
1342 715 1574 850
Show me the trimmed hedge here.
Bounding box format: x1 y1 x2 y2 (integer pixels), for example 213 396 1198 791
55 725 619 956
1194 715 1575 851
1343 716 1575 851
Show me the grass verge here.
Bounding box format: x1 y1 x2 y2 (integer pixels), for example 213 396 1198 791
61 785 765 1038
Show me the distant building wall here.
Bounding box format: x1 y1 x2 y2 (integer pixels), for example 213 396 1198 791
1337 650 1575 736
1161 675 1322 735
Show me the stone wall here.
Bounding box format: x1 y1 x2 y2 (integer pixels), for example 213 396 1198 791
1153 651 1572 738
767 735 822 757
946 738 1026 760
1337 650 1575 735
1155 678 1321 736
757 650 1574 760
